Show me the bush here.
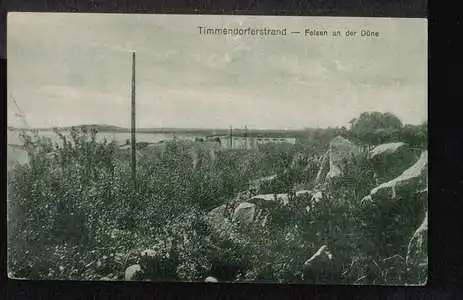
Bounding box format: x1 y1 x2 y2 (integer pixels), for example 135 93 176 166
7 122 425 284
7 128 312 280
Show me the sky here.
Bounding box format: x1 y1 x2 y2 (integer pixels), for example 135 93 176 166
7 13 427 129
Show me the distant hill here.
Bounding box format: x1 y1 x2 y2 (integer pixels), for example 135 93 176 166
8 124 338 138
8 124 127 132
7 124 318 137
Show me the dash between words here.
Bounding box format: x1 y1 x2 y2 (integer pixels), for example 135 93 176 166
197 26 380 37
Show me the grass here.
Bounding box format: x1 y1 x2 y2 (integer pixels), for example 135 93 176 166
6 126 427 284
7 145 29 169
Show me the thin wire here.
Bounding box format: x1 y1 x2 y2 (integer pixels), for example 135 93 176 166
9 93 31 129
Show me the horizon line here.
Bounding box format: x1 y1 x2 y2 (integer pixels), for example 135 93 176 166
7 118 426 131
7 124 324 131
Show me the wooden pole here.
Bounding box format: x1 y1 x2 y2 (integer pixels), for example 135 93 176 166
229 126 233 149
131 52 137 190
244 125 248 150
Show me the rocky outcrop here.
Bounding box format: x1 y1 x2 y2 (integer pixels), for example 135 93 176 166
359 150 428 261
232 202 256 225
205 204 235 239
362 150 428 205
406 211 428 264
406 211 428 285
326 136 361 179
368 142 417 184
315 136 361 183
206 204 227 227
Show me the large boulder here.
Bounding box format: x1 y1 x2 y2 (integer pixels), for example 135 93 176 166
359 150 428 259
326 136 361 180
362 150 428 205
205 204 235 238
206 204 227 226
368 142 418 184
406 211 428 264
232 202 256 225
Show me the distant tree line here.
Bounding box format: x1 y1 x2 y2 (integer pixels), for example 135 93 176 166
347 112 427 149
296 112 427 150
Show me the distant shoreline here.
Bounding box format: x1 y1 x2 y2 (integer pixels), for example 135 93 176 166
7 125 316 137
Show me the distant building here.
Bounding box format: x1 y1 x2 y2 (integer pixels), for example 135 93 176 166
255 137 296 145
203 135 296 149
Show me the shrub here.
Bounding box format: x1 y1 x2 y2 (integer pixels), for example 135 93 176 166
7 122 425 284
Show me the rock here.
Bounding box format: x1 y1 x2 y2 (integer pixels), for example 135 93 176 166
362 150 428 205
405 211 427 285
368 142 418 184
326 136 361 179
303 245 333 267
302 245 334 282
276 194 290 206
232 202 256 225
359 151 428 259
369 142 405 158
250 193 290 206
311 191 323 204
295 190 312 197
125 264 142 281
251 194 275 201
206 204 227 226
206 204 234 236
100 276 115 281
406 211 428 268
205 276 218 282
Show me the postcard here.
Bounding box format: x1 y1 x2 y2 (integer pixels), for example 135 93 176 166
7 13 427 285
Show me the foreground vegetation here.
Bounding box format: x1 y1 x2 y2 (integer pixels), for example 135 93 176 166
7 112 427 284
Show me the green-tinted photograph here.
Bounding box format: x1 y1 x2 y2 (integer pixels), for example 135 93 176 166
7 13 427 285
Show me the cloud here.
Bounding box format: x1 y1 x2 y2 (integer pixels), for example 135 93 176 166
7 13 427 128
